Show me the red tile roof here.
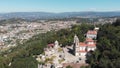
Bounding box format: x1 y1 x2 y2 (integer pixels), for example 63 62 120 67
87 30 97 35
79 42 87 46
79 41 96 47
86 38 94 42
79 50 87 52
87 44 96 46
47 43 54 47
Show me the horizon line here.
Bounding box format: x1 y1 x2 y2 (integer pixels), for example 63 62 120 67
0 10 120 14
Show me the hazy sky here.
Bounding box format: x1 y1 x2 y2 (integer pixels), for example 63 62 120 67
0 0 120 13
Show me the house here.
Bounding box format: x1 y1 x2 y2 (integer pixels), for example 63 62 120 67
94 27 99 31
85 38 96 51
86 30 97 39
74 36 96 56
74 27 98 56
47 40 59 49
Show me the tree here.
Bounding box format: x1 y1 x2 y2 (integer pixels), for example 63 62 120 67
86 21 120 68
113 19 120 26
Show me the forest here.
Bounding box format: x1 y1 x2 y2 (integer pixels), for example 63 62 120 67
0 23 93 68
0 19 119 68
85 19 120 68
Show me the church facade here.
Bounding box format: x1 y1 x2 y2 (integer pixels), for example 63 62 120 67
73 27 99 56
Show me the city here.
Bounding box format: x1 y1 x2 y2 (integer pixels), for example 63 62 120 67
0 0 120 68
0 20 76 51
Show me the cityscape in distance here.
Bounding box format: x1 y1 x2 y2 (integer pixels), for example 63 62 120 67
0 0 120 68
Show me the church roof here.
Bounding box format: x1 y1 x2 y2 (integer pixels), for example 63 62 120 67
79 42 87 46
79 50 87 52
85 38 94 42
79 42 96 47
87 44 96 47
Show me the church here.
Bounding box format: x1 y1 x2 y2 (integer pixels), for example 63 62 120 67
73 27 99 56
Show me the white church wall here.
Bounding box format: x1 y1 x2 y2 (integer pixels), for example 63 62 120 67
81 52 87 56
88 42 94 44
80 47 82 50
87 34 97 39
75 53 79 56
83 47 86 51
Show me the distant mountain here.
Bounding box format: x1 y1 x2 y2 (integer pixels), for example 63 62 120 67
0 12 120 20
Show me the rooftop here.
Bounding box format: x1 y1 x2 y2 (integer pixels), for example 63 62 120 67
87 30 97 35
85 38 94 42
79 42 87 46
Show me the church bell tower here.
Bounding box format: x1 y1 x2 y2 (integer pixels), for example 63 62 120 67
73 35 80 56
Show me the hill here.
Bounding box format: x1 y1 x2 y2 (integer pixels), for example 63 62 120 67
85 19 120 68
0 12 120 20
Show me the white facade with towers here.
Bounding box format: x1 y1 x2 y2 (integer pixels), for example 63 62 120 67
74 27 99 56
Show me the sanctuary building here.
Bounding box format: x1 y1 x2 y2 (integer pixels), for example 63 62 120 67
73 27 99 56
